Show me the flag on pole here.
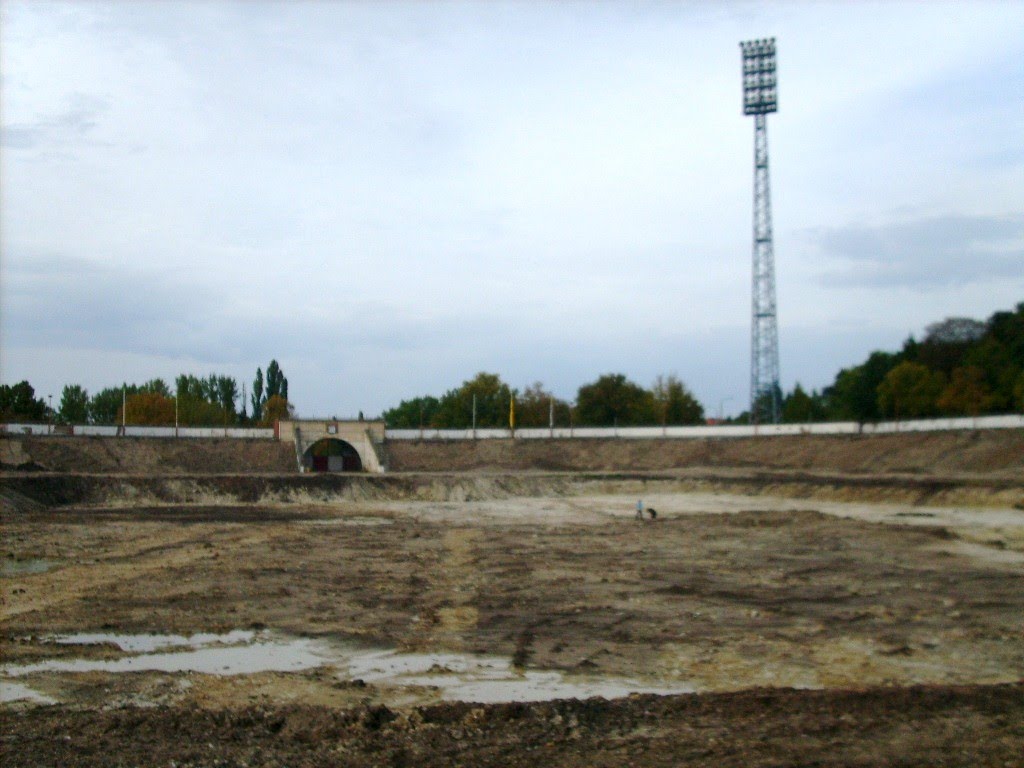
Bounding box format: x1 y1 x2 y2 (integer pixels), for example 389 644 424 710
509 394 515 431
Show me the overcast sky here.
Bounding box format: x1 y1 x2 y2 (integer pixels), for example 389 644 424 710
2 1 1022 419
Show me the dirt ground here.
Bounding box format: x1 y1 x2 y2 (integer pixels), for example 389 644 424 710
2 470 1024 766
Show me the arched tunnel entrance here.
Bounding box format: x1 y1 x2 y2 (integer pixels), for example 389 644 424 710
303 438 363 473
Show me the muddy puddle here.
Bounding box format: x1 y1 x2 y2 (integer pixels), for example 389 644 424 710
1 630 692 705
303 517 394 527
0 681 55 704
1 559 57 578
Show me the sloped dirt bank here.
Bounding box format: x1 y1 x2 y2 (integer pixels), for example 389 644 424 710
3 469 1022 511
5 429 1023 478
386 430 1024 477
1 436 295 474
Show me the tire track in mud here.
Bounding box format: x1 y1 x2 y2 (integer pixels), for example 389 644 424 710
406 528 482 652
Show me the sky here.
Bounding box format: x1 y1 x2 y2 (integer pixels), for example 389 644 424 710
2 1 1022 419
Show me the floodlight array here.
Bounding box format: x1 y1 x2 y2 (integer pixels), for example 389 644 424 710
740 38 777 115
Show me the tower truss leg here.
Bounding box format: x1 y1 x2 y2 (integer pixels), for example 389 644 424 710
750 114 780 424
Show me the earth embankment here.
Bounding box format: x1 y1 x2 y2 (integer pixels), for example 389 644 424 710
385 429 1024 477
2 469 1022 511
1 435 295 474
4 430 1024 765
4 430 1023 478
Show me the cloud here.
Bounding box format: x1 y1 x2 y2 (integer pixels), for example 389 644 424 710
0 94 109 149
3 2 1024 420
807 213 1024 288
1 255 219 355
0 251 519 372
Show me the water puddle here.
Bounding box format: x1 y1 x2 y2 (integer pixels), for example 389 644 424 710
2 559 57 577
936 539 1024 566
6 632 331 677
2 631 692 704
343 650 692 703
52 630 256 654
0 681 56 704
304 517 394 527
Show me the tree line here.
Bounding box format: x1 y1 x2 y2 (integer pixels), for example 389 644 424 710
5 303 1021 428
0 360 293 427
767 302 1024 423
384 303 1023 428
382 371 705 429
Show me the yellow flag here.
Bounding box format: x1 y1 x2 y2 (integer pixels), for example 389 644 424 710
509 394 515 431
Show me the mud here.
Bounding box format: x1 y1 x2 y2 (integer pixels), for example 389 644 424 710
5 684 1023 767
3 467 1024 765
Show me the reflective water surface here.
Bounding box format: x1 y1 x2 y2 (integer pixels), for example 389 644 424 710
2 630 692 704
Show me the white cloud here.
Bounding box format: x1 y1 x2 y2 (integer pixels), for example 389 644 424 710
2 1 1023 418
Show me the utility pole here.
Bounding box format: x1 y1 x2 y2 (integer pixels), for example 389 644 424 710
740 38 781 424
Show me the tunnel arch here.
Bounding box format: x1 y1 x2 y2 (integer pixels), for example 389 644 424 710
302 438 363 473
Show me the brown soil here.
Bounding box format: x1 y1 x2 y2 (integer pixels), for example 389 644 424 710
3 474 1024 765
5 684 1023 768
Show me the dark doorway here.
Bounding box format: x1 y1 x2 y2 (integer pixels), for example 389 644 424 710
303 438 363 472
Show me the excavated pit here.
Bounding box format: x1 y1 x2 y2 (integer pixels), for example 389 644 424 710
2 431 1023 766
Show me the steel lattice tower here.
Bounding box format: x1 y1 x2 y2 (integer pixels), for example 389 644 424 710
740 38 780 424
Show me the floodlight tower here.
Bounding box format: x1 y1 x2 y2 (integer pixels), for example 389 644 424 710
740 38 781 424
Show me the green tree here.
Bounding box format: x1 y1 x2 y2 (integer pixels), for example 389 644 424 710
174 374 229 426
825 351 898 421
89 386 122 424
0 381 49 421
433 372 514 429
141 378 172 397
266 360 287 401
382 395 441 428
57 385 90 424
575 373 657 426
251 367 264 422
877 361 945 419
215 375 239 421
651 374 704 425
962 304 1024 412
911 317 986 376
781 383 825 423
515 382 572 428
